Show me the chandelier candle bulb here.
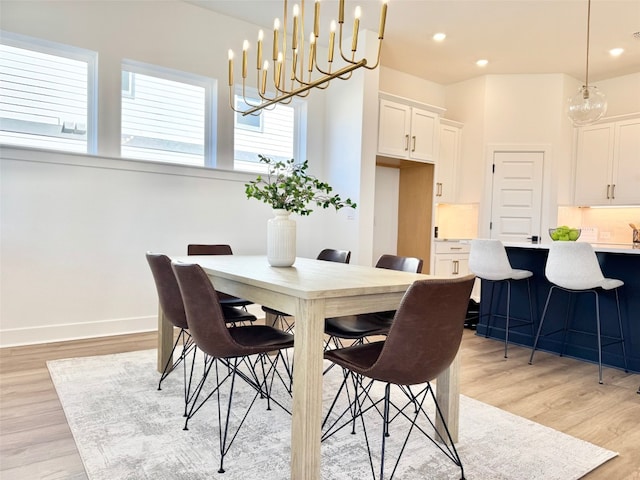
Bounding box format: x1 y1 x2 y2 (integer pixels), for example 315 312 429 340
379 0 388 38
275 52 283 89
257 30 263 69
328 20 336 62
242 40 249 79
351 6 361 52
261 61 269 94
313 0 320 37
292 49 298 80
308 35 316 71
228 49 234 86
273 18 280 61
292 4 299 50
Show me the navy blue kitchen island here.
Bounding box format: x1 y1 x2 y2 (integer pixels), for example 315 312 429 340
476 242 639 373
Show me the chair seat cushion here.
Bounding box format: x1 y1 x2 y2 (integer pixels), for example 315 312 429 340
324 341 384 375
261 305 289 317
219 296 253 307
600 278 624 290
324 314 392 339
221 306 257 324
229 325 294 353
511 269 533 280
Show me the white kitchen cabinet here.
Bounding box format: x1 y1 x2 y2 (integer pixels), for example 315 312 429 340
377 94 444 163
436 120 463 203
433 241 470 277
574 116 640 206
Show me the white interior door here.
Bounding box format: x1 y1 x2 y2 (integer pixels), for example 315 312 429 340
490 151 544 242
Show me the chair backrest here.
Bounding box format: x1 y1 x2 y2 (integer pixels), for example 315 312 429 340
367 275 475 385
545 242 605 290
468 239 514 280
187 244 233 256
145 252 189 330
375 254 423 273
317 248 351 264
171 261 246 358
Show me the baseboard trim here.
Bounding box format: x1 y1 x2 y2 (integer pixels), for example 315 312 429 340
0 315 157 348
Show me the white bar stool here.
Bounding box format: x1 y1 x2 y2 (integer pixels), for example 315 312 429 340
528 242 628 384
469 239 535 358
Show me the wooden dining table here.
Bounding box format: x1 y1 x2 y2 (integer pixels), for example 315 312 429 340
157 255 462 479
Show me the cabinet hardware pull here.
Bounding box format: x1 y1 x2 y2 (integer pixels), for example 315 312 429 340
453 260 459 275
404 134 409 151
606 184 611 199
412 135 416 152
611 184 615 199
450 247 462 250
439 183 443 196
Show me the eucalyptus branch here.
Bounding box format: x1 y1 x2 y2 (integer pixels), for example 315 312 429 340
245 155 357 216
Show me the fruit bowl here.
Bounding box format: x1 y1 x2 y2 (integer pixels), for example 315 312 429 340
549 226 581 241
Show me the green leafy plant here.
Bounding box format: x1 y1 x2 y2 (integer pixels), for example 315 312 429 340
245 155 357 216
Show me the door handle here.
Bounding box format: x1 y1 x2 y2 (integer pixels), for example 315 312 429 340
452 260 459 275
404 134 409 151
611 184 615 199
411 135 416 152
606 184 611 199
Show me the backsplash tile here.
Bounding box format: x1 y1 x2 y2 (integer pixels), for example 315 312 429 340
557 207 640 244
435 204 479 239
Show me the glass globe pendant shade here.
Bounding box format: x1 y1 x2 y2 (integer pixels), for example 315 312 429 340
567 85 607 126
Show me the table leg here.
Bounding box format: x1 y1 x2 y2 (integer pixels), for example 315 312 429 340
435 351 460 444
157 304 174 373
290 298 325 480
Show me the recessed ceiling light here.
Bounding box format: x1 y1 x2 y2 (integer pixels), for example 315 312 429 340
609 47 624 56
433 33 446 42
476 59 489 67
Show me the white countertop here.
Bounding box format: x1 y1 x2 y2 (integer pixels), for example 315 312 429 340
502 241 640 255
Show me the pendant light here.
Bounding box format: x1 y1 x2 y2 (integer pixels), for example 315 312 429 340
567 0 607 126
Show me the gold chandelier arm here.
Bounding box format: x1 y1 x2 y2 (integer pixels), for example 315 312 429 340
241 59 367 116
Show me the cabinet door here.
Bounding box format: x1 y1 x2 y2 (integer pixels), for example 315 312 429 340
574 124 615 205
434 254 469 277
436 124 460 203
378 99 410 158
612 119 640 205
409 108 437 162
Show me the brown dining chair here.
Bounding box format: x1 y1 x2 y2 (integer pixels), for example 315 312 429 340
187 244 253 309
322 275 475 480
172 260 294 474
146 252 257 414
324 254 424 349
262 248 352 332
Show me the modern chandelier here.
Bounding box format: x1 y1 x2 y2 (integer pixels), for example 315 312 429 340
228 0 388 116
567 0 607 126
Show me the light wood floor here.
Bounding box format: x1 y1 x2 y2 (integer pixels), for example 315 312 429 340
1 329 638 480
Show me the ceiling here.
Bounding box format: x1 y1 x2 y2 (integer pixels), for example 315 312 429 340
185 0 640 85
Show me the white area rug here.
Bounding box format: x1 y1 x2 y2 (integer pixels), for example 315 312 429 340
47 349 616 480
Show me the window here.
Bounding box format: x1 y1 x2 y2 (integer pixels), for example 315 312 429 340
121 60 214 167
233 91 303 173
0 31 96 153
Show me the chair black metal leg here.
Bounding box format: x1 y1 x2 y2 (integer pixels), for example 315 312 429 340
504 281 511 358
614 289 629 373
593 291 603 384
529 286 556 365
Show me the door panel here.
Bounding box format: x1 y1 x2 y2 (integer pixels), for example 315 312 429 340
490 151 544 242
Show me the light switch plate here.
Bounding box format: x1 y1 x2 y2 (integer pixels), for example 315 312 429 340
580 226 598 243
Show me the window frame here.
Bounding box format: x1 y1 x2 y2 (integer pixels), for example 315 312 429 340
0 30 98 154
120 59 217 168
232 85 306 174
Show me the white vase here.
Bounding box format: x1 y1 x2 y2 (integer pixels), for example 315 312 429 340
267 209 296 267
